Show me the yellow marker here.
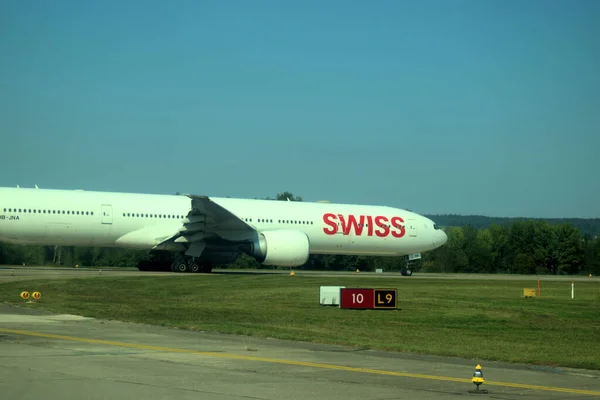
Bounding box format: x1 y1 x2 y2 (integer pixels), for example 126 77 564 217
32 292 41 300
470 364 487 393
20 291 30 300
355 268 360 273
10 269 14 276
289 270 295 276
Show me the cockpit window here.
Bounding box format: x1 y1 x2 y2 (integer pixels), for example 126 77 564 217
434 224 439 230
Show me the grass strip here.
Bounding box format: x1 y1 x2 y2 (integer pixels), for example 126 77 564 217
1 274 598 370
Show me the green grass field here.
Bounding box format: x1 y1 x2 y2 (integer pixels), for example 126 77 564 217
1 273 599 370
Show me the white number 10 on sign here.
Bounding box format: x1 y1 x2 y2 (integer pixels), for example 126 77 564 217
352 293 364 303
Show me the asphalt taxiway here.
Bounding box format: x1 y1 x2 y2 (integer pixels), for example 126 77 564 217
2 265 598 283
0 266 158 282
1 302 599 399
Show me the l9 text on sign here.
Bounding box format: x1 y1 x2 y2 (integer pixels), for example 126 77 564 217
374 288 397 309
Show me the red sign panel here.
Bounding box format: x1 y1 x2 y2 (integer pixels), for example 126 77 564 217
340 288 375 309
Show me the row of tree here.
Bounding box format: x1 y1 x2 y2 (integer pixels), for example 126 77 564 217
423 214 600 237
423 222 599 275
0 192 598 275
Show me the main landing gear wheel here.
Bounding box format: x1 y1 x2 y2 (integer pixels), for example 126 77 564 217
189 261 200 273
176 262 188 272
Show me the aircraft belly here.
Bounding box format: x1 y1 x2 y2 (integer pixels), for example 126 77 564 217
42 221 108 247
0 222 45 243
44 223 78 245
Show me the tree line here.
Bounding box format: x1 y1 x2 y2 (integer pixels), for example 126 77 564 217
424 214 600 237
1 192 598 275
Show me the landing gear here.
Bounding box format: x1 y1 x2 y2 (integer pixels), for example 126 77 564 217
169 256 212 273
136 251 214 273
401 257 414 276
172 260 188 272
189 260 200 273
170 254 187 272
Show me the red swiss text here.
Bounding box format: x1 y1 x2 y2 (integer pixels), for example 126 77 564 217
322 213 406 238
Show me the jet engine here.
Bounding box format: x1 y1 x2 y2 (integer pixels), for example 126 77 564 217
249 229 310 267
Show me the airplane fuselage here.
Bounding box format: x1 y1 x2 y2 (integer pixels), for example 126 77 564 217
0 187 447 271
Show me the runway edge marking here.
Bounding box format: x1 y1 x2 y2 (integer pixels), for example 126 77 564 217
1 327 598 397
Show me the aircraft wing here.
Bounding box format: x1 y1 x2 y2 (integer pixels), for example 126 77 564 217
186 195 255 235
154 195 256 257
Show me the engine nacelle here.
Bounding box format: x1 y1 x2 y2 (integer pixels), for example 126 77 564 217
250 229 310 267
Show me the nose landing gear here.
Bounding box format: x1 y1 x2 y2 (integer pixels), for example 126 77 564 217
401 253 420 276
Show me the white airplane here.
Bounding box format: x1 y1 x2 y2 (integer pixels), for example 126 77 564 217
0 186 447 274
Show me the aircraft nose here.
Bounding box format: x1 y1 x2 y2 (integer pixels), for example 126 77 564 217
439 230 448 245
433 229 448 248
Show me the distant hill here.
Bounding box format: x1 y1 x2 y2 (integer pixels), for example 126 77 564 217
423 214 600 237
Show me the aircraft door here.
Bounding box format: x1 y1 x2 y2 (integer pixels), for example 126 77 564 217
408 219 417 237
101 205 113 224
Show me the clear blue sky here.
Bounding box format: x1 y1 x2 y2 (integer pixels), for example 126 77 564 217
2 0 598 218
